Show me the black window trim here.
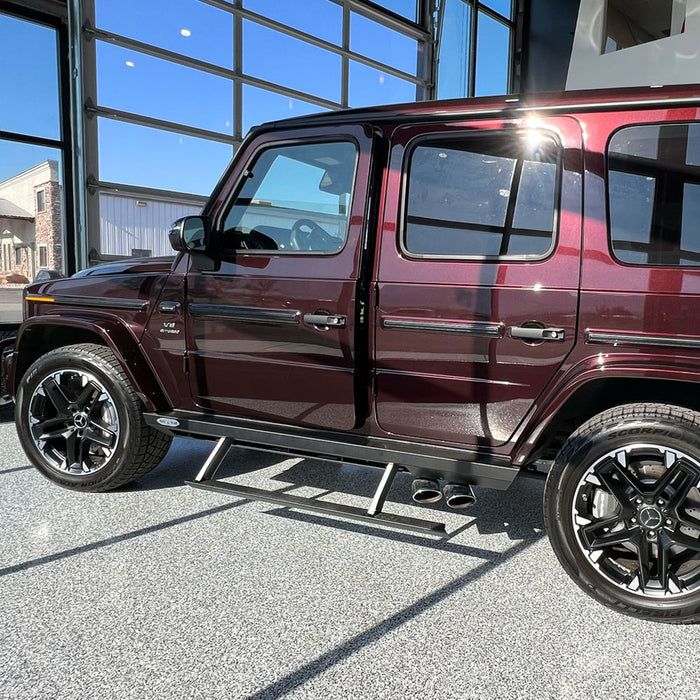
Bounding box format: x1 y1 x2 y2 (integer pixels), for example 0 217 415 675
398 128 564 263
606 119 700 270
214 134 361 259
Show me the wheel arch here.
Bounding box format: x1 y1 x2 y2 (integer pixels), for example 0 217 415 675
516 374 700 467
12 317 170 412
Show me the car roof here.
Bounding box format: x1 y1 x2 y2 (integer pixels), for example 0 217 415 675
260 84 700 132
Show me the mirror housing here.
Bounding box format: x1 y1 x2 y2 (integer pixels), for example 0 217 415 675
168 216 210 253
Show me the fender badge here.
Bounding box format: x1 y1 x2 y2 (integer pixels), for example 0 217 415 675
157 417 180 428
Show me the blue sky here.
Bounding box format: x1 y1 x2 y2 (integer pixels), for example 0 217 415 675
1 1 510 194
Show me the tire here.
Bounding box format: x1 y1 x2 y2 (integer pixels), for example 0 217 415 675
15 343 172 492
544 403 700 623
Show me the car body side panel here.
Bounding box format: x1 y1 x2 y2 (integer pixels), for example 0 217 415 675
373 117 583 447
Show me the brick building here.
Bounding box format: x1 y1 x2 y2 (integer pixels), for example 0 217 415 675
0 160 62 284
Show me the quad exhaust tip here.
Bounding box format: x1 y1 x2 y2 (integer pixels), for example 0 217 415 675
443 482 476 509
411 478 443 503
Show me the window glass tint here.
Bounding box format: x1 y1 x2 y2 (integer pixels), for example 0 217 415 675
609 123 700 266
221 142 357 253
348 61 416 107
608 171 655 264
371 0 417 21
95 0 234 69
242 86 326 136
243 0 342 45
483 0 513 19
404 132 559 258
350 13 419 75
681 184 700 263
436 0 471 99
98 119 233 195
0 14 60 140
685 124 700 165
97 42 234 135
243 21 342 103
475 12 510 96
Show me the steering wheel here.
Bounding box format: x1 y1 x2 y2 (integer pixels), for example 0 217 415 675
290 218 338 251
225 229 278 250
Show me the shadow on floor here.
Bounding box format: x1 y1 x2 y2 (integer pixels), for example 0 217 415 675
127 437 300 491
137 437 545 545
0 404 14 424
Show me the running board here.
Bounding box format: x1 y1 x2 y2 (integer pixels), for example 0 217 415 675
186 437 447 538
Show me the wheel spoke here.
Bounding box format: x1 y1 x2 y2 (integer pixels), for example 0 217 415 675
652 458 686 497
65 430 80 470
635 532 653 590
666 466 699 513
83 425 116 450
75 381 100 412
670 530 700 553
596 458 637 514
581 516 632 550
656 537 671 590
31 417 69 441
42 378 71 416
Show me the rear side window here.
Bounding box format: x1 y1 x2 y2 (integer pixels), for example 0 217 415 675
402 131 560 260
609 123 700 266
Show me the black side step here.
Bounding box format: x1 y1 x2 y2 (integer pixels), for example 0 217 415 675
186 437 447 538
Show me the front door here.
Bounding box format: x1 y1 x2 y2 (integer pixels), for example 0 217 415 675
374 117 583 446
186 125 373 430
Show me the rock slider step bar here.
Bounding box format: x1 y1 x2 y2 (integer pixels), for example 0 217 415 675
186 479 448 538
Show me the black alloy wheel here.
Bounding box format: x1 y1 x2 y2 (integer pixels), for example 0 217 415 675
27 368 120 476
545 403 700 622
16 343 171 491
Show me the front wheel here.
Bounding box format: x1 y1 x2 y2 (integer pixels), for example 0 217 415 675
544 403 700 623
16 343 171 491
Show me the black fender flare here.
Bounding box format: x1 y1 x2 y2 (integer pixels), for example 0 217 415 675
10 316 170 412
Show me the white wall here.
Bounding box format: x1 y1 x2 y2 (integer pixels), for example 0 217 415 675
0 161 58 215
566 0 700 90
99 193 203 257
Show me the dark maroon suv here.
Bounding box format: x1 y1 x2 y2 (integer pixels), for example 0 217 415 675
5 85 700 623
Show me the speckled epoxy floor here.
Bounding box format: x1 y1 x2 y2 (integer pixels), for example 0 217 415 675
2 403 700 700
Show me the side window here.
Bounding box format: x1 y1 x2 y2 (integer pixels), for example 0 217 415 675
220 141 357 254
402 131 560 259
609 123 700 266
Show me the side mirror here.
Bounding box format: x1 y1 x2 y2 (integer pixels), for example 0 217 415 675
168 216 210 253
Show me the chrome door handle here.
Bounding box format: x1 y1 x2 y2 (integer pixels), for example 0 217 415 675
303 313 347 328
159 301 181 314
510 326 565 342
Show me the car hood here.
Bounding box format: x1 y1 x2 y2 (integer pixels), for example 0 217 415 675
71 256 176 278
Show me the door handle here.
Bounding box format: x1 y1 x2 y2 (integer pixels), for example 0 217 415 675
510 326 565 342
303 313 347 328
159 301 181 314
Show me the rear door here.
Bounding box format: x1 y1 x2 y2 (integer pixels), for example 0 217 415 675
374 117 582 446
186 125 373 430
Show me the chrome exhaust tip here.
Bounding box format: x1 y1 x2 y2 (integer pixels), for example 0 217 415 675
443 482 476 509
411 478 443 503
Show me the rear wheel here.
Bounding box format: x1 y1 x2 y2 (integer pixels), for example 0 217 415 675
544 403 700 622
16 343 171 491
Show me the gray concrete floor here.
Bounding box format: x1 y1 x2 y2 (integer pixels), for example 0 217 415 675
2 403 700 700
